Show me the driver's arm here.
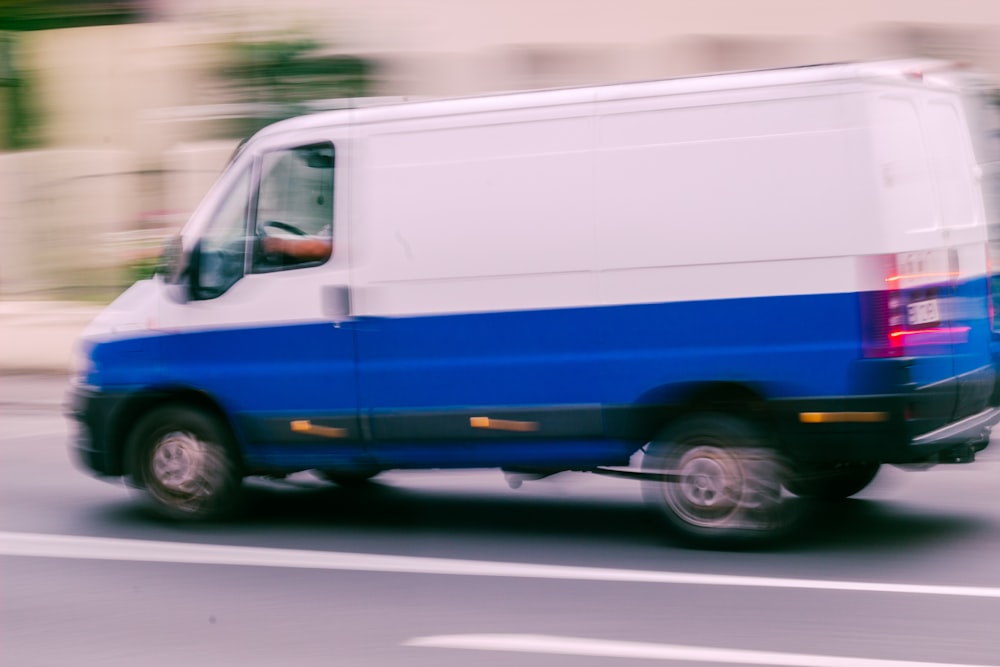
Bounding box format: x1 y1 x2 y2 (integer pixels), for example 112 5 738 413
261 235 332 262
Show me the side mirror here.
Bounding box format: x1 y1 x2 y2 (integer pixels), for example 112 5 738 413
162 233 247 303
158 235 184 282
160 235 191 303
160 235 201 303
184 238 242 301
187 240 205 301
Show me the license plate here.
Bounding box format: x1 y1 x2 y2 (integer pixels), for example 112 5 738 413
907 298 941 326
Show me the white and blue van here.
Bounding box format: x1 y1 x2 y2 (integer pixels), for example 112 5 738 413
70 60 1000 546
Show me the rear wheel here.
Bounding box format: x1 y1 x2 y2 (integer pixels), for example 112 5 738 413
128 405 243 521
787 462 880 500
642 413 798 547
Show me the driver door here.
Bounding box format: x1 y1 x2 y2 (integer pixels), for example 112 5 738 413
157 138 363 472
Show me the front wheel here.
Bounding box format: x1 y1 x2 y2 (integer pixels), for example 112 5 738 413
128 405 243 521
642 413 798 547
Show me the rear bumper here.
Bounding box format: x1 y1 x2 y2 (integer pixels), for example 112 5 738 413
773 357 1000 464
911 406 1000 448
775 393 1000 465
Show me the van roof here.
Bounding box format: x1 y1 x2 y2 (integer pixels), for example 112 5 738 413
254 58 988 139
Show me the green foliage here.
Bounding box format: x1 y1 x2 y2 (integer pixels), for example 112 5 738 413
0 0 143 32
0 31 42 149
219 32 373 136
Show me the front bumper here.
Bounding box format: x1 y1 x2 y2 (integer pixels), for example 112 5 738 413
67 382 131 477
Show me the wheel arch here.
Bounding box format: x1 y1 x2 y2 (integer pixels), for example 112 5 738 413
634 380 778 446
109 386 243 477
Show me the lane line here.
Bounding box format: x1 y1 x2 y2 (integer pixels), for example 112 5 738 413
3 531 1000 599
405 634 998 667
0 428 69 440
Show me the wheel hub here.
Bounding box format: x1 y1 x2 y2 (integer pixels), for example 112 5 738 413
151 431 217 495
667 445 742 526
681 459 728 506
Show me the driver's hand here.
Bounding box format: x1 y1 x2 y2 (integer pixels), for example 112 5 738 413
261 236 285 255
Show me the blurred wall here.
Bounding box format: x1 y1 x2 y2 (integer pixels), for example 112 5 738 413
2 0 1000 298
0 149 137 296
163 0 1000 94
0 23 225 298
22 23 222 164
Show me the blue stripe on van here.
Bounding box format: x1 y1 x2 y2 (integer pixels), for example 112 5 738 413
87 287 993 466
91 289 992 411
354 291 868 410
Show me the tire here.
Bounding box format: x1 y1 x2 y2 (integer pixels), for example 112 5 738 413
128 405 243 521
787 462 880 500
318 469 381 487
641 413 798 547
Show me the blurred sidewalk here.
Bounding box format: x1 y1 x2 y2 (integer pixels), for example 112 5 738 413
0 301 100 374
0 372 69 409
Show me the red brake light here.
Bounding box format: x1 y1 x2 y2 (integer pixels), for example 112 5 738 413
862 251 964 358
861 257 904 358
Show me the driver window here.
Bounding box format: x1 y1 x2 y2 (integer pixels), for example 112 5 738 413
253 143 335 272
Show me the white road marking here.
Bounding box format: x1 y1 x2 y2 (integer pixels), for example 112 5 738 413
1 430 67 440
405 634 998 667
3 531 1000 599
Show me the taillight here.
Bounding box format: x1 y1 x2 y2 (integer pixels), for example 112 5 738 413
862 251 969 358
861 260 904 358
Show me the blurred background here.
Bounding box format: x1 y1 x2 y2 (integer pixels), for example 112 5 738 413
1 0 1000 303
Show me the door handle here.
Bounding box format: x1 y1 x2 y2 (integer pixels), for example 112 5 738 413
322 285 352 324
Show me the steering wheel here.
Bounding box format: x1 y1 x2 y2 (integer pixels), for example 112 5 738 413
257 220 309 267
262 220 307 236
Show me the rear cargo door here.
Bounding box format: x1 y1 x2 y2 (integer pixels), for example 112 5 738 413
873 95 958 421
921 95 996 421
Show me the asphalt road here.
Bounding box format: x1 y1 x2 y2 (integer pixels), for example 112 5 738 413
3 374 1000 666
